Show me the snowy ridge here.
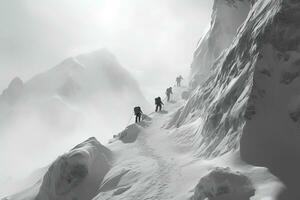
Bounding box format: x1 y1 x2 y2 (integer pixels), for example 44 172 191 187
190 0 250 87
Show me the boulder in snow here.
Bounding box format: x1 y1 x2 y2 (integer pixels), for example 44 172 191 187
35 137 111 200
118 124 142 143
191 167 255 200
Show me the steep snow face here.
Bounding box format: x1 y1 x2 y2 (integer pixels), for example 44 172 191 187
170 0 300 197
190 0 250 88
240 1 300 198
0 49 149 193
169 0 299 160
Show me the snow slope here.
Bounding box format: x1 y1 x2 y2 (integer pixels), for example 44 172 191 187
4 88 282 200
0 49 149 196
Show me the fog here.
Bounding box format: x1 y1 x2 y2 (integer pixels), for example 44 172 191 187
0 0 213 98
0 0 213 195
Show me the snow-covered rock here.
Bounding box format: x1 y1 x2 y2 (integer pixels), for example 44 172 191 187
34 137 111 200
190 0 250 87
117 115 152 143
191 167 255 200
118 124 142 143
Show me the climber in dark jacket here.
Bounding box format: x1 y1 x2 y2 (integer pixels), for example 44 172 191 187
134 106 143 123
176 75 183 87
155 97 164 112
166 87 173 102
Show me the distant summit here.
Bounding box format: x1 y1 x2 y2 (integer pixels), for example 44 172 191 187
1 77 24 105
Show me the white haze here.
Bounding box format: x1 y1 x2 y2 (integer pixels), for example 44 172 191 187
0 0 213 193
0 0 213 98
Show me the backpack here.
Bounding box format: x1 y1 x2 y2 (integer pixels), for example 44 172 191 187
155 97 160 104
167 88 172 94
134 106 141 115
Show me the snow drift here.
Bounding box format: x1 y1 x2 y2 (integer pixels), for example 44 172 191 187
34 137 111 200
118 115 152 143
118 124 142 144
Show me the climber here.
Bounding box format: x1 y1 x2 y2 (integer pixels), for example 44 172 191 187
155 97 164 112
134 106 143 123
166 87 173 102
176 75 183 87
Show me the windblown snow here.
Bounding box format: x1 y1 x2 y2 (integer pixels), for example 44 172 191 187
3 0 300 200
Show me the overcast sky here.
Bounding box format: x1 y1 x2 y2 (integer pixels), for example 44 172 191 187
0 0 213 99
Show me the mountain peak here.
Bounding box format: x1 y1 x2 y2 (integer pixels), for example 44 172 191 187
0 77 24 104
76 48 117 65
8 77 23 89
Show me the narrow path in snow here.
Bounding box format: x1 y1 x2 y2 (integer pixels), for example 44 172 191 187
131 89 185 200
135 127 175 199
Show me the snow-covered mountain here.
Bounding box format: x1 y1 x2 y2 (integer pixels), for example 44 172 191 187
0 49 149 196
4 0 300 200
190 0 250 88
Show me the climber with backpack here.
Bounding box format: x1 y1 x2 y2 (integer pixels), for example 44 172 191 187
166 87 173 102
176 75 183 87
155 97 164 112
134 106 143 123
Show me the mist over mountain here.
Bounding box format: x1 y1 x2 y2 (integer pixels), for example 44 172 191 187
0 49 149 195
